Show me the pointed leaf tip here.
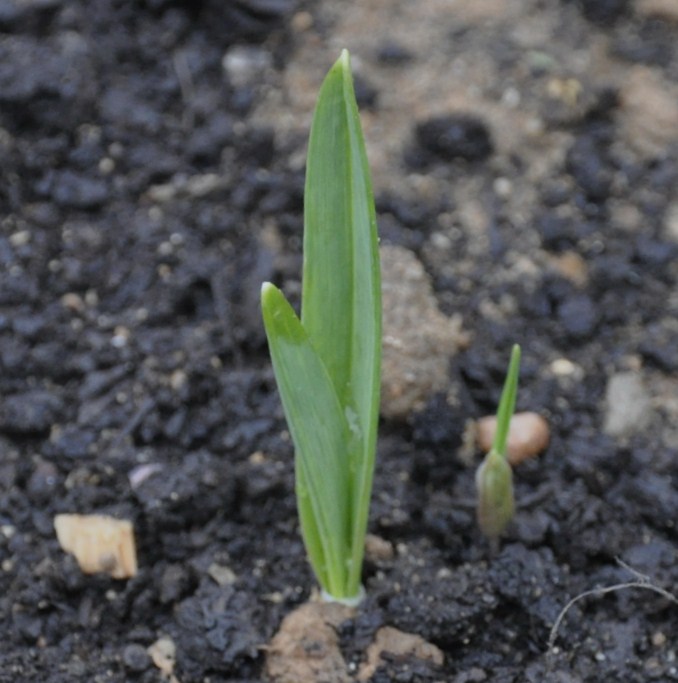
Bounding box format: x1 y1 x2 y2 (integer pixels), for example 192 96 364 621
511 344 521 364
260 281 277 307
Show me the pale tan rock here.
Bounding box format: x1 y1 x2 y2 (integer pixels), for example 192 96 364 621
358 626 444 681
548 251 588 287
291 10 313 32
636 0 678 23
610 200 643 233
54 514 137 579
60 292 85 313
664 202 678 243
364 533 394 563
476 412 550 465
547 77 582 108
265 601 354 683
381 245 468 419
618 67 678 158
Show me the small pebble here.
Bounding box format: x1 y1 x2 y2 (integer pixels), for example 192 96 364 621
364 534 394 563
476 412 550 465
291 11 313 31
549 251 588 287
9 230 30 247
222 45 271 88
128 463 163 490
148 637 176 678
60 292 85 313
207 563 237 586
493 177 512 198
98 157 115 174
550 358 578 377
603 372 652 438
652 631 667 647
619 66 678 158
111 326 130 348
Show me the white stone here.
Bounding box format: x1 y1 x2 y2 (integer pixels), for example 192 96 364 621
603 372 652 438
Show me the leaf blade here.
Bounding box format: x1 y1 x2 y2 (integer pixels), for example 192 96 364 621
261 282 351 595
302 50 381 595
493 344 522 457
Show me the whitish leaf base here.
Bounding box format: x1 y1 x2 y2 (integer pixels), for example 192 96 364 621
321 584 366 607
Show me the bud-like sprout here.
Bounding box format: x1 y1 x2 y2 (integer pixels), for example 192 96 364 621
476 344 521 544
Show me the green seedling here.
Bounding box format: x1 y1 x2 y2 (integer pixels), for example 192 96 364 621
261 50 380 605
476 344 521 544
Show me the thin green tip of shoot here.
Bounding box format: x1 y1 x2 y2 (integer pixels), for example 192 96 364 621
492 344 521 458
476 344 521 542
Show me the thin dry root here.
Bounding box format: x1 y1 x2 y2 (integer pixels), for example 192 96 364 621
547 558 678 653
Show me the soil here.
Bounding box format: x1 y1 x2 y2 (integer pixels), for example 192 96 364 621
1 0 678 681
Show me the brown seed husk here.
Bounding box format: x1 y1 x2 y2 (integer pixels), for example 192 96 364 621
476 411 549 465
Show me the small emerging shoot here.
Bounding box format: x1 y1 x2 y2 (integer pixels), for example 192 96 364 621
261 51 380 604
476 344 521 544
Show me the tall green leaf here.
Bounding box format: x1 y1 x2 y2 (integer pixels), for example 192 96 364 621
261 50 380 601
302 50 381 595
